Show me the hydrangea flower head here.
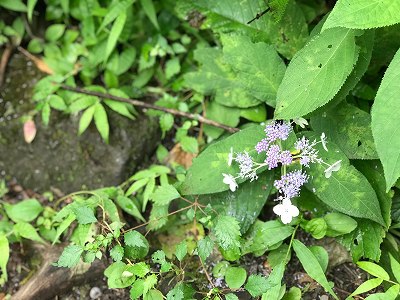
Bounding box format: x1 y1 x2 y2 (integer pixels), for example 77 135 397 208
265 121 291 142
265 145 281 170
274 170 308 199
235 151 258 181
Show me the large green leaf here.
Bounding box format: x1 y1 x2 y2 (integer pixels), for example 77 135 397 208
203 102 240 139
303 132 385 226
180 124 266 195
311 103 378 159
199 172 274 233
184 47 261 108
4 199 43 223
192 0 308 58
105 12 127 62
323 0 400 30
275 28 359 119
222 35 286 107
371 49 400 191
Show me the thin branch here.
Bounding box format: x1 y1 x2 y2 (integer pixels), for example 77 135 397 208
0 43 13 88
58 84 240 133
247 7 271 24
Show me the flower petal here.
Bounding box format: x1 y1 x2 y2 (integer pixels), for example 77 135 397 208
280 213 293 224
273 203 284 216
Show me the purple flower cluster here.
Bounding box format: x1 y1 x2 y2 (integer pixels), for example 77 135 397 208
265 121 291 142
274 170 308 199
294 136 323 167
234 151 257 181
265 145 293 170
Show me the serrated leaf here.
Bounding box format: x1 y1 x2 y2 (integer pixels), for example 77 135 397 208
55 244 83 268
175 241 187 262
131 262 150 277
371 48 400 191
151 185 180 206
73 206 97 224
303 132 385 226
197 236 214 262
245 274 268 297
323 0 400 31
124 231 148 248
275 28 359 119
357 261 390 280
105 12 127 62
311 102 378 159
4 199 43 223
110 245 124 262
225 267 247 289
165 57 180 79
181 124 266 195
293 240 338 299
78 105 95 135
214 215 241 250
53 213 76 245
269 0 290 22
350 277 383 296
93 103 109 143
180 136 198 154
222 35 286 107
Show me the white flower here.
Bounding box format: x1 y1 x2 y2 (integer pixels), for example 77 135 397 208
293 117 308 128
227 147 234 166
273 198 299 224
222 173 238 192
321 132 328 152
324 160 342 178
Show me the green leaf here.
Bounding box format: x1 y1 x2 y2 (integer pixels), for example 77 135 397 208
371 48 400 191
364 284 400 300
110 245 124 262
70 224 92 247
275 28 359 119
262 262 285 299
180 136 198 154
197 236 214 262
282 287 302 300
143 275 158 296
104 99 135 120
159 113 174 137
78 105 95 135
324 212 358 237
105 12 127 62
140 0 159 29
213 215 241 250
53 213 76 244
245 274 268 297
269 0 290 22
98 0 135 32
116 47 136 75
130 279 145 299
42 102 51 126
222 35 286 107
181 124 266 195
104 261 136 288
357 261 390 280
225 267 247 289
350 278 383 297
192 0 308 58
151 185 180 206
69 96 98 113
54 244 83 268
48 95 67 111
165 57 180 79
203 102 240 139
303 132 385 226
340 219 384 261
14 222 44 243
240 104 267 123
389 254 400 283
323 0 400 30
152 250 172 272
124 231 149 259
242 220 293 256
0 235 9 283
27 38 43 53
199 172 274 234
292 240 338 299
0 0 27 12
309 246 329 273
175 241 187 262
311 103 378 159
4 199 43 223
93 103 109 143
144 289 163 300
131 262 150 278
27 0 38 22
73 206 97 224
45 24 66 42
225 294 239 300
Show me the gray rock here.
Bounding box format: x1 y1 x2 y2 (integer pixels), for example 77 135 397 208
0 54 160 193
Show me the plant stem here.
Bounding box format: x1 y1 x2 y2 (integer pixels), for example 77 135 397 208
58 84 240 133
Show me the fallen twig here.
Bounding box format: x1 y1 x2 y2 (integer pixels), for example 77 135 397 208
0 43 13 87
58 84 240 133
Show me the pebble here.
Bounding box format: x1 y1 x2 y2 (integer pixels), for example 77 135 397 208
89 287 102 299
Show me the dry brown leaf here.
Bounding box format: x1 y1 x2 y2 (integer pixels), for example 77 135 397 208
166 143 197 169
18 46 53 75
23 119 37 143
